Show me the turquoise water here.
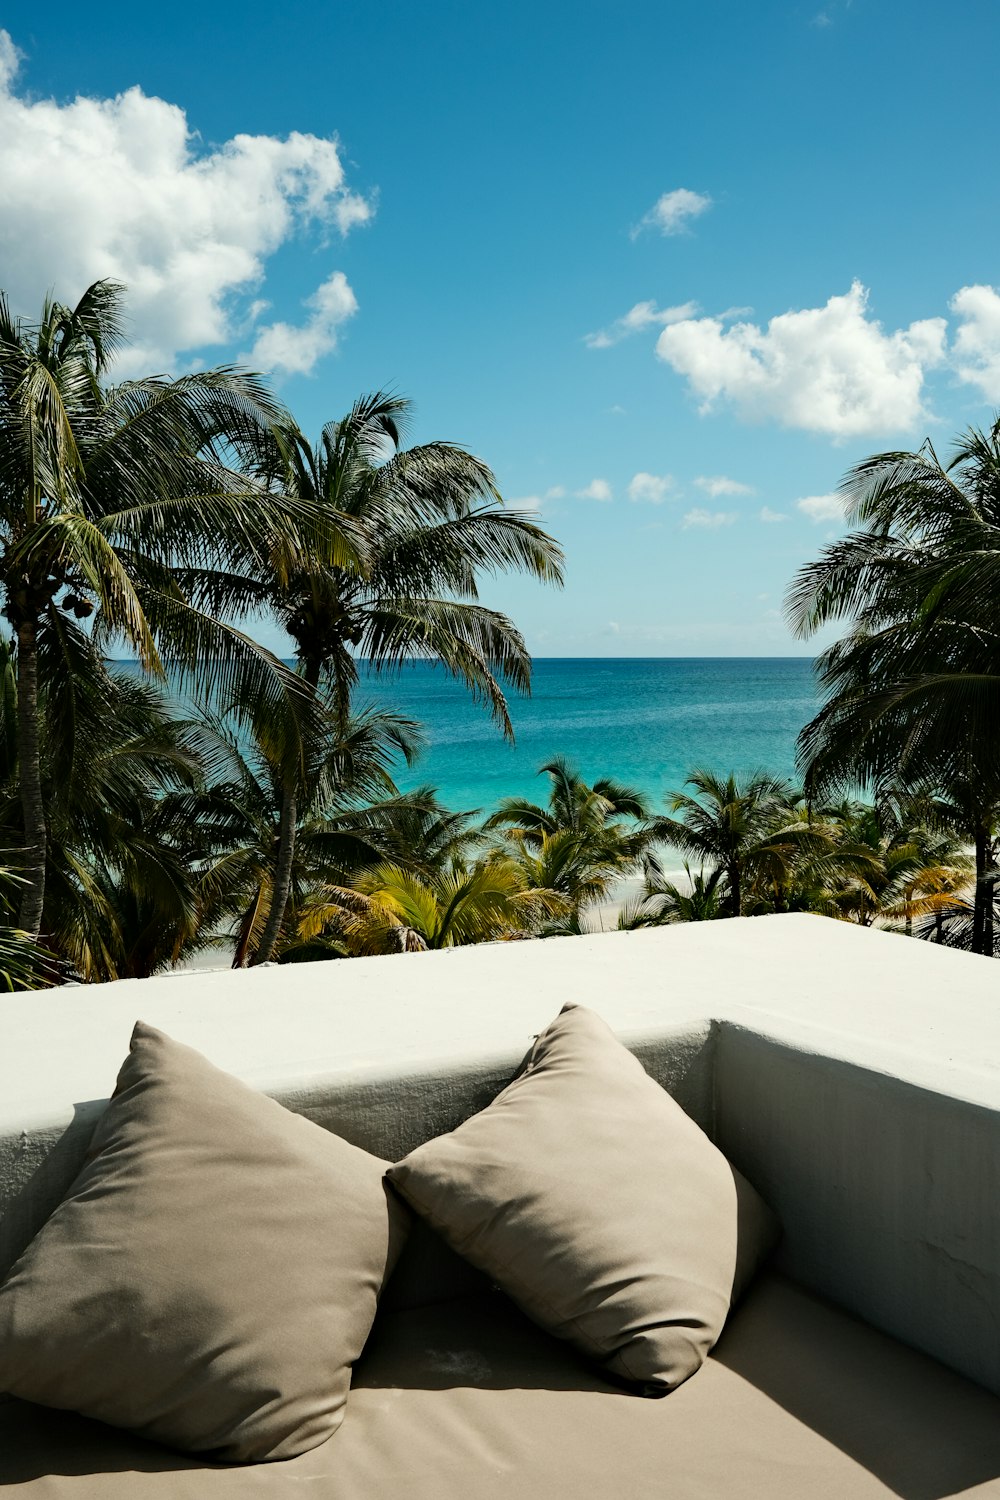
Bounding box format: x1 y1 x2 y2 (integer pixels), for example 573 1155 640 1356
355 658 821 814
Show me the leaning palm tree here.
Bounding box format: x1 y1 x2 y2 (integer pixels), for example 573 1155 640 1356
230 393 564 962
0 280 323 936
787 417 1000 953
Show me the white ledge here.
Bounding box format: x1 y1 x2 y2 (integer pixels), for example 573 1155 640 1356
2 914 998 1136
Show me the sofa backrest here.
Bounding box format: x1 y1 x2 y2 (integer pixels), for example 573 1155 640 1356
1 915 998 1395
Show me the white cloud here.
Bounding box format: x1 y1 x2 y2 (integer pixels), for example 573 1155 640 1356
694 474 755 497
759 506 787 523
0 29 19 87
682 508 738 529
655 282 948 437
575 478 613 501
0 31 372 372
627 472 674 504
632 188 712 239
585 299 699 350
797 493 845 522
950 285 1000 400
507 486 565 513
245 272 357 375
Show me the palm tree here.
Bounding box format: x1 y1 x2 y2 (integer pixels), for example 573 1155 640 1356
484 758 658 921
621 859 727 928
352 789 482 879
0 861 55 988
0 280 319 936
0 643 222 981
656 769 798 917
787 417 1000 953
183 703 427 967
503 828 631 929
235 393 564 962
325 854 566 954
0 925 52 989
846 789 973 939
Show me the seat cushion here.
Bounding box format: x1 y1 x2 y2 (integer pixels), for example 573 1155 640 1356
0 1023 409 1462
387 1002 778 1392
2 1273 999 1498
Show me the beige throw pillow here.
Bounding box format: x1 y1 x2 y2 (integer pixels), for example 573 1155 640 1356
0 1022 409 1462
387 1003 777 1394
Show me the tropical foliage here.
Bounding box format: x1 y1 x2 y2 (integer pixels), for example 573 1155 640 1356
484 757 661 929
0 281 320 940
2 274 994 979
787 417 1000 953
321 855 567 954
235 392 564 962
0 278 565 984
623 780 973 940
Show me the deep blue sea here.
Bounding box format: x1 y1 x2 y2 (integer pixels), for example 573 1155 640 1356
354 658 820 814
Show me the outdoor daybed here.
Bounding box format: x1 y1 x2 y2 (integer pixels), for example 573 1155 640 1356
1 913 999 1498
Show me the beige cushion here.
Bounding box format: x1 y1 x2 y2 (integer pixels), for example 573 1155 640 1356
387 1002 777 1393
5 1275 1000 1498
0 1022 409 1462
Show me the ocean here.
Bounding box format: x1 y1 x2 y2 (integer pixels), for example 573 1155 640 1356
354 658 821 814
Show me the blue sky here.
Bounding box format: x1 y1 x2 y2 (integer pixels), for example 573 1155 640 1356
1 0 998 656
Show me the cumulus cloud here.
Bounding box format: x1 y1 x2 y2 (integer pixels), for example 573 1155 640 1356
950 285 1000 401
797 493 845 522
682 508 738 529
575 478 613 501
0 31 372 372
759 506 787 523
244 272 357 376
655 282 948 437
632 188 712 239
694 474 755 497
507 486 565 513
585 299 698 350
627 472 674 503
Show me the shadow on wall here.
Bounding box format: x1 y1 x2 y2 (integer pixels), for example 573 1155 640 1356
0 1099 107 1280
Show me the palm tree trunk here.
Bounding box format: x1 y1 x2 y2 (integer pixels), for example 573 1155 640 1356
250 783 297 965
985 860 995 958
972 825 990 956
16 622 46 938
728 862 741 918
249 656 323 967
